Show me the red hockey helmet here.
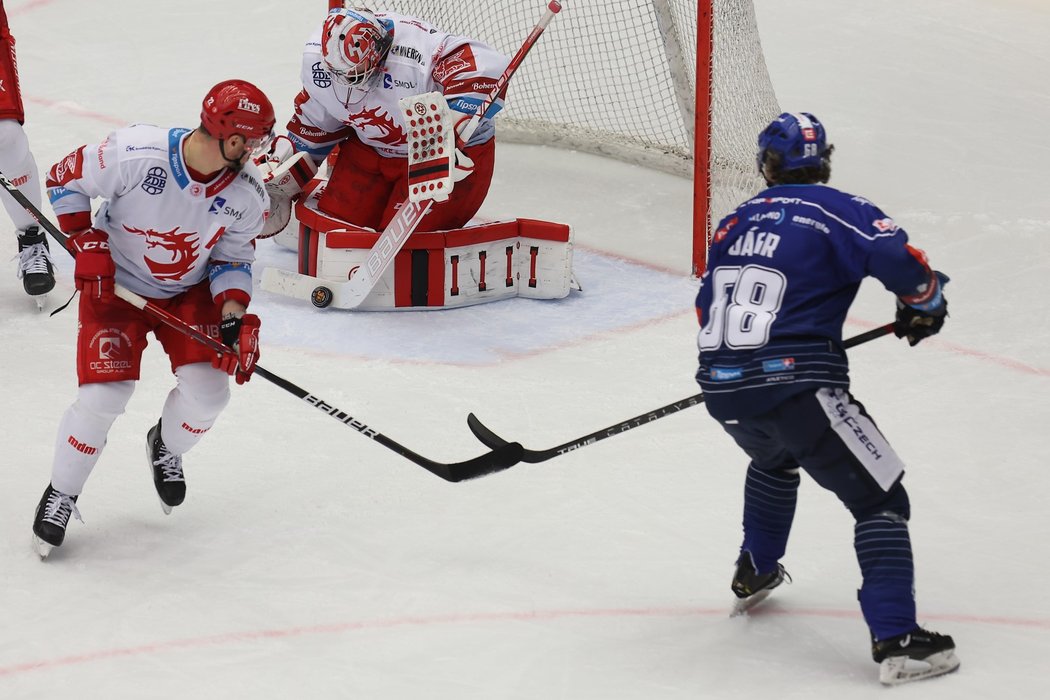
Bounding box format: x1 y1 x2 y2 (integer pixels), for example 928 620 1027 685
321 8 394 88
200 79 276 150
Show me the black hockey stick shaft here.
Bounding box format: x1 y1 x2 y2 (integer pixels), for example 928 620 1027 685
116 291 523 482
0 170 522 482
467 323 897 463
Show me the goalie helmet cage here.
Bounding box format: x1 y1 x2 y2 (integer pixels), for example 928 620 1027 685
326 0 780 276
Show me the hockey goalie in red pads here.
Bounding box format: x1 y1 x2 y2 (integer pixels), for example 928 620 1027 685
258 4 575 311
266 6 506 236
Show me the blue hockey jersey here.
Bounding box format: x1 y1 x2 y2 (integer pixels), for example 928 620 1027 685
695 183 942 420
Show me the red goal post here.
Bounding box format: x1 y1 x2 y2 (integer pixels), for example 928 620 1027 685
325 1 779 276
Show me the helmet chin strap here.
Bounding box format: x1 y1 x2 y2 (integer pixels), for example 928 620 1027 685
219 138 245 171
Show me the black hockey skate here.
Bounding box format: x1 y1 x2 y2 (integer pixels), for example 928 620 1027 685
730 553 790 617
146 420 185 514
32 483 81 558
872 627 960 685
16 226 56 304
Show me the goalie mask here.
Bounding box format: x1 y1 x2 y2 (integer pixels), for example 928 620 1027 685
321 8 394 89
757 112 830 174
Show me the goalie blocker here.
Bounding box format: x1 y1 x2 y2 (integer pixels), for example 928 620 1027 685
262 181 577 311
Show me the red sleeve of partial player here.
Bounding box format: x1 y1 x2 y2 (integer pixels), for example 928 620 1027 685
57 211 92 234
213 288 252 309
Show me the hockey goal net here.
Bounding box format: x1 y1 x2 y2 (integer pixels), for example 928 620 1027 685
328 1 780 275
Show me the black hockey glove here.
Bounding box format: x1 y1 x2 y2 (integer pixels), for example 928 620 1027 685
894 271 949 347
895 300 947 346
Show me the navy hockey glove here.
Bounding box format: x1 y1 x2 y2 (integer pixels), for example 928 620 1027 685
895 271 949 347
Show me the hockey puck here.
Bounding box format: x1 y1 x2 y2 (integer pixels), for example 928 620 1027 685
310 286 334 308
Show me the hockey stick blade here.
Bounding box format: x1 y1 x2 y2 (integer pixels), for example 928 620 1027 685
254 366 524 483
466 324 896 463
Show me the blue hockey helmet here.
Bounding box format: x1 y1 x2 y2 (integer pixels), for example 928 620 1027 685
757 112 829 173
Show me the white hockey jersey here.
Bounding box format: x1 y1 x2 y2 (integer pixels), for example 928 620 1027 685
287 12 511 161
46 124 269 302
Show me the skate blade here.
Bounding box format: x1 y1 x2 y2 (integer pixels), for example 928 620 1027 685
31 293 48 311
879 650 960 685
32 534 54 559
729 588 773 617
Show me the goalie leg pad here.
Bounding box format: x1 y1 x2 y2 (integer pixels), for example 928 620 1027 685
412 139 495 233
267 191 575 311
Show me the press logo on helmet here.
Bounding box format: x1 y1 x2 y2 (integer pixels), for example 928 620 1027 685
872 217 898 233
238 98 261 114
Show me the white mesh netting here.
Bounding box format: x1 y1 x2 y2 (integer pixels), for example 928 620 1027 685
355 0 780 234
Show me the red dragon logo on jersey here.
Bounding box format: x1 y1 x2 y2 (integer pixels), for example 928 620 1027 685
124 225 200 281
348 106 405 146
432 45 476 85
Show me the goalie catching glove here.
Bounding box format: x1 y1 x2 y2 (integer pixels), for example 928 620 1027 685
253 135 319 238
212 313 261 384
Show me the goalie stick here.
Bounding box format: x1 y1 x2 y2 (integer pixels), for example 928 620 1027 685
0 170 523 483
261 0 563 310
466 324 897 463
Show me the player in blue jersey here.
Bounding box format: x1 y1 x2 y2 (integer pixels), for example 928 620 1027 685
695 112 958 685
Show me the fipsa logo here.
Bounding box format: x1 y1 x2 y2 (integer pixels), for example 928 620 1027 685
141 166 168 195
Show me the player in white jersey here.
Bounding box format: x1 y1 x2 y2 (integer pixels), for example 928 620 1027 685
30 80 276 558
272 6 510 234
0 1 54 303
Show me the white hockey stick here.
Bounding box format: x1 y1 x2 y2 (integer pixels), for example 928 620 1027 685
261 1 563 310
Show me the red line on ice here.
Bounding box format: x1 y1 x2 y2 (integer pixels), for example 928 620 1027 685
0 605 1046 677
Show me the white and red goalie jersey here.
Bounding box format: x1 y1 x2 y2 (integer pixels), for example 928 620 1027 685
46 125 270 305
287 12 511 162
